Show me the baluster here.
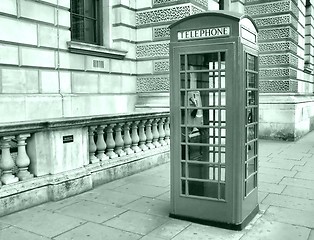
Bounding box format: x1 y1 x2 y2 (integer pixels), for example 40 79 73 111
114 123 126 157
0 136 19 184
15 134 34 180
145 119 155 149
89 126 99 164
164 117 170 145
131 121 141 153
106 124 118 159
123 122 134 155
96 125 109 161
158 118 166 146
138 120 148 151
152 118 161 148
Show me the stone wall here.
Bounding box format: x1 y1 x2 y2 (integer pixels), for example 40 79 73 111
0 0 137 123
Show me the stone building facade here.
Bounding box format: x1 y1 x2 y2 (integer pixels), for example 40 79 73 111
0 0 313 140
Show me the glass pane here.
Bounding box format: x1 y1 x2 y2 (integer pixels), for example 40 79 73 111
208 165 219 180
245 175 256 195
180 73 185 88
209 72 219 88
71 15 85 41
220 52 226 70
221 71 225 88
84 0 96 18
220 167 225 181
181 109 186 125
247 107 257 124
247 141 257 159
220 91 226 106
247 72 257 88
181 180 186 194
181 127 186 143
187 53 219 70
247 90 257 105
181 144 187 160
188 163 210 180
187 72 209 89
247 125 257 142
71 0 84 14
187 127 209 144
180 55 185 71
220 183 226 199
221 147 225 163
181 162 186 177
180 90 185 107
85 18 96 43
247 54 256 71
187 144 202 161
247 158 255 177
188 181 218 198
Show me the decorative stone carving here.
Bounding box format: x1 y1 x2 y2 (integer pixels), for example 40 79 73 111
136 43 169 59
154 60 169 73
153 26 170 40
137 76 170 92
259 68 297 79
245 1 290 16
259 80 298 93
259 54 298 67
259 42 297 53
136 5 191 26
254 15 290 27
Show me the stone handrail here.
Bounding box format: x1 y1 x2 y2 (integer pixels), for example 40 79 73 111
0 111 170 189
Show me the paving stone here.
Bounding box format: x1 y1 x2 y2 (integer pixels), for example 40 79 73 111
282 186 314 200
0 226 51 240
308 230 314 240
55 200 127 223
113 182 169 198
258 182 286 194
140 236 165 240
172 223 244 240
304 158 314 167
259 161 295 170
262 193 314 212
258 173 283 184
292 165 314 173
37 195 83 211
78 188 141 207
259 166 297 177
258 191 268 202
269 152 312 161
280 177 314 189
54 222 142 240
0 221 10 230
126 174 170 187
104 210 168 235
156 191 170 202
240 218 310 240
264 206 314 228
0 207 85 238
124 197 170 217
146 219 191 239
295 171 314 181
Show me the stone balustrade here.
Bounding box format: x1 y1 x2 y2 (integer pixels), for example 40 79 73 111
0 111 170 193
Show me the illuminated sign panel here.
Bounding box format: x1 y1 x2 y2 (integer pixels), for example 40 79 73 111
178 26 230 40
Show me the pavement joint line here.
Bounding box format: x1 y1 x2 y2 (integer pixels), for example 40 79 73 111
7 224 51 239
50 221 89 239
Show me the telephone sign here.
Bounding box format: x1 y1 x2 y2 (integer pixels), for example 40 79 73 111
169 11 259 230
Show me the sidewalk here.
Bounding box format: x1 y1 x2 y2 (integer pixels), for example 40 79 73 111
0 132 314 240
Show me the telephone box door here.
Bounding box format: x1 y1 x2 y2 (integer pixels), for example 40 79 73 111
171 43 237 223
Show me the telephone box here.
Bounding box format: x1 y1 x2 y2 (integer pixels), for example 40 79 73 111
169 11 259 230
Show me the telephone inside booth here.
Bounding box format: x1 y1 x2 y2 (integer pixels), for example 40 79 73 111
170 11 259 230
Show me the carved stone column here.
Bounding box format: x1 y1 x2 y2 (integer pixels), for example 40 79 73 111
131 121 142 153
114 123 126 157
152 118 161 148
145 119 155 149
158 118 166 146
138 120 148 151
123 122 134 155
15 134 34 180
96 125 109 161
88 126 99 164
0 136 19 184
106 124 118 159
164 116 170 145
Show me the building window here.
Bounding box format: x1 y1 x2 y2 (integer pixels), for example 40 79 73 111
70 0 100 45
